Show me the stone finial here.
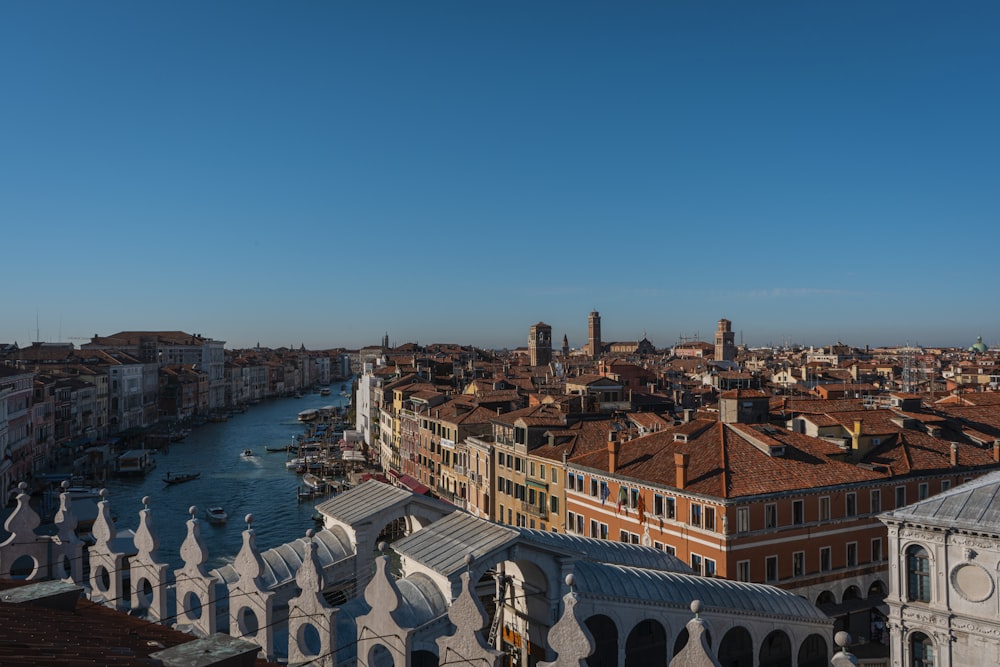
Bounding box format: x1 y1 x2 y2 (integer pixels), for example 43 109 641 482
437 569 503 666
538 577 594 667
668 601 721 667
287 529 338 666
831 632 858 666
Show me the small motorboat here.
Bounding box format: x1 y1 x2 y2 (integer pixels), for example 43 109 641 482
206 507 227 523
242 449 253 457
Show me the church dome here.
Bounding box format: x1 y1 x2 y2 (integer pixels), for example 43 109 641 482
969 336 988 354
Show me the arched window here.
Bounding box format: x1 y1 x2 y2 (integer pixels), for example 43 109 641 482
906 545 931 602
910 632 934 667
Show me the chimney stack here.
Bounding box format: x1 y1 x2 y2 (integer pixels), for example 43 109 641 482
608 430 620 473
993 440 999 463
675 452 690 489
951 442 959 468
852 419 863 452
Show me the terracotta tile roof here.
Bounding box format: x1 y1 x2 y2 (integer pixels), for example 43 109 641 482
0 580 280 667
568 416 1000 500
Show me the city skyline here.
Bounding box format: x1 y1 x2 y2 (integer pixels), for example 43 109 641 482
3 2 998 350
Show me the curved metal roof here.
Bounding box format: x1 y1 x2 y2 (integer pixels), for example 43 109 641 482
572 560 829 622
211 526 354 589
517 528 692 573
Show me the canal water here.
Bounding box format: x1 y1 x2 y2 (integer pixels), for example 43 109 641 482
83 387 352 573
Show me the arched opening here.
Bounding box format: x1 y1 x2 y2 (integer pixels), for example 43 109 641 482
94 564 111 593
759 630 792 667
412 649 439 667
625 619 667 667
296 622 322 658
909 631 935 667
134 576 153 610
868 580 886 598
237 606 259 637
9 554 36 579
906 545 931 602
797 633 828 667
369 643 394 667
493 559 553 665
842 585 862 603
718 626 753 667
585 614 618 667
183 591 203 619
815 590 835 607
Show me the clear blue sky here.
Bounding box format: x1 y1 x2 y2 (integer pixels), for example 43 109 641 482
2 1 997 351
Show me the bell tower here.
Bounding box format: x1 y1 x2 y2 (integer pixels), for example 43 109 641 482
529 322 552 366
588 311 602 360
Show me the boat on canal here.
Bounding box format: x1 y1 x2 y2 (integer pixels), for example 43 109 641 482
206 506 228 523
163 471 200 485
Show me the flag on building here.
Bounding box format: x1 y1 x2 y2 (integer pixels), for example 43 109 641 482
601 483 610 505
637 492 647 524
617 487 627 514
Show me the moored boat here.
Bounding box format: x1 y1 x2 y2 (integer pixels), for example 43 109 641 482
297 409 319 422
206 507 227 523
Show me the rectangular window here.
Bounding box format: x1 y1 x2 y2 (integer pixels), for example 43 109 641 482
704 507 716 531
872 537 883 562
590 519 599 538
664 544 676 556
529 461 535 477
793 551 804 577
567 511 577 533
654 494 664 516
539 464 545 479
765 503 777 528
620 530 630 542
590 478 599 497
819 496 831 521
820 546 831 572
527 488 536 505
599 523 608 540
690 504 702 527
736 507 750 533
792 499 804 525
870 489 882 513
704 558 716 577
499 504 505 524
918 483 929 500
765 556 778 582
847 542 858 567
736 560 750 582
846 492 857 517
895 486 906 508
941 479 951 492
575 513 584 534
630 488 639 509
691 554 703 575
664 497 676 519
550 496 559 515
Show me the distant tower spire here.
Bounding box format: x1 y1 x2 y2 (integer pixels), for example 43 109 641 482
562 334 569 357
381 332 389 352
